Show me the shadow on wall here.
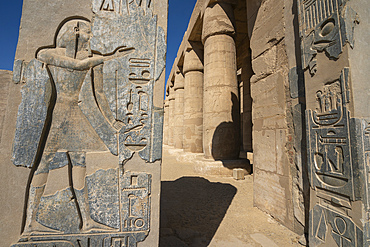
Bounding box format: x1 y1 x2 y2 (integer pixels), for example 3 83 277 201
211 92 240 161
160 177 237 247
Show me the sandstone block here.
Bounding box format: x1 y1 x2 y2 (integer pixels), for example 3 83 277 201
251 46 277 80
0 71 11 141
249 0 285 58
276 129 289 177
251 73 287 128
253 169 293 229
8 0 167 246
233 168 245 180
253 130 276 173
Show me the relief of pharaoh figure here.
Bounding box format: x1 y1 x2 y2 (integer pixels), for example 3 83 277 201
20 19 133 235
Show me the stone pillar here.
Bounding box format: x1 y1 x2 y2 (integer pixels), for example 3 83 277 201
167 86 175 147
8 0 167 246
202 0 240 160
183 48 204 153
173 70 185 149
163 98 170 145
296 0 370 243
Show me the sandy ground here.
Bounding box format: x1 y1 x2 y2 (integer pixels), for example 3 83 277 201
160 146 302 247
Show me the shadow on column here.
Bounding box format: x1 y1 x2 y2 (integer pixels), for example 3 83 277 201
160 177 237 247
211 92 241 162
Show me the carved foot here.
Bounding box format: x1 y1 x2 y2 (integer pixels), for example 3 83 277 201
22 221 62 236
81 219 116 233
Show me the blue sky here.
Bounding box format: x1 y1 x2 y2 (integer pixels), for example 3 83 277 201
0 0 197 82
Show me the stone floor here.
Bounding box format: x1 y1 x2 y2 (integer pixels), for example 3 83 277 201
160 146 302 247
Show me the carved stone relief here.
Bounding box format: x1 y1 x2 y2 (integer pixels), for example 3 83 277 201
306 68 355 199
306 68 370 246
11 0 166 246
299 0 359 75
310 204 363 246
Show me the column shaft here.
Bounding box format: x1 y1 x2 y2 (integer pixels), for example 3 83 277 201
163 99 170 145
173 72 185 149
203 34 240 159
183 48 204 153
167 86 175 146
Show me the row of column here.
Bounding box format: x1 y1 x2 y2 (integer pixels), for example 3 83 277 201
164 0 240 160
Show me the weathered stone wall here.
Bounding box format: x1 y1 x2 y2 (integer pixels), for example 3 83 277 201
0 71 29 246
296 0 370 244
0 71 11 139
15 0 93 62
248 0 303 233
5 0 168 246
348 0 370 119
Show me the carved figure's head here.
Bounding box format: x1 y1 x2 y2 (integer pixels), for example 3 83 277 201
56 20 91 58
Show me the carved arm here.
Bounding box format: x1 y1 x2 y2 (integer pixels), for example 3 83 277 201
37 49 104 70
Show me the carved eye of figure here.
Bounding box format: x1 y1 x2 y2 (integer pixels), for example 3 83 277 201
74 27 80 34
320 20 335 37
142 71 150 78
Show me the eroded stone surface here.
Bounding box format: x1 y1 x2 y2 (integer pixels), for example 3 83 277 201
12 59 51 168
10 0 166 246
296 0 369 245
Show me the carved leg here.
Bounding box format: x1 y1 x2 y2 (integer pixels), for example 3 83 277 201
69 152 114 232
23 152 62 235
22 185 61 235
75 186 114 232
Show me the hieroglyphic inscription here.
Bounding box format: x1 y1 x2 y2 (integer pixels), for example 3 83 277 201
89 0 166 163
310 205 363 247
101 0 115 11
307 68 366 246
307 68 354 198
12 233 147 247
118 58 153 161
120 171 151 232
299 0 359 75
303 0 336 32
94 0 153 15
357 121 370 246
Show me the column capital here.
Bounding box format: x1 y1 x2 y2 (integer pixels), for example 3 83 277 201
168 86 175 100
202 1 235 44
174 71 185 90
183 48 204 74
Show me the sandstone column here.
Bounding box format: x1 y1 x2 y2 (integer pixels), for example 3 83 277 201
183 47 204 153
167 86 175 147
163 98 170 145
173 70 185 149
202 0 240 160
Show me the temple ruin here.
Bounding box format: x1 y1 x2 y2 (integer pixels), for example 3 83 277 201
164 0 370 246
0 0 369 246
